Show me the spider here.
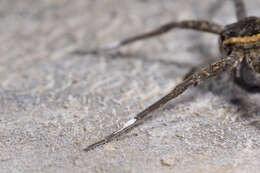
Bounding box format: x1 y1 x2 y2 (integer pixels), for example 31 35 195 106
83 0 260 152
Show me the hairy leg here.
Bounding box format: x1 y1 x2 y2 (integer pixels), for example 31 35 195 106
233 0 247 20
84 52 243 152
233 58 260 92
78 20 223 54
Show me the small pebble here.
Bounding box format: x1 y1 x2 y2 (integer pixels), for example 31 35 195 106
104 144 116 151
160 156 177 167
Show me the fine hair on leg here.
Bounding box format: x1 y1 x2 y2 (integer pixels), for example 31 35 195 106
84 52 243 152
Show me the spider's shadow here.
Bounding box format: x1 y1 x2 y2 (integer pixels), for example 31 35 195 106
162 72 260 130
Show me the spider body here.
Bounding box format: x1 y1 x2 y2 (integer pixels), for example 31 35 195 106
220 16 260 54
83 0 260 152
218 16 260 92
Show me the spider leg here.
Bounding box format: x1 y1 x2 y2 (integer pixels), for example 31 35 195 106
233 0 247 21
80 20 224 54
233 58 260 92
84 53 243 152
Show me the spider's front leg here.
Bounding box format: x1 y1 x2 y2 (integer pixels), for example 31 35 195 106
84 52 243 152
74 20 223 55
233 0 247 20
233 58 260 92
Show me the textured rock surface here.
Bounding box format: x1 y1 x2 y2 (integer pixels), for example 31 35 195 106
0 0 260 172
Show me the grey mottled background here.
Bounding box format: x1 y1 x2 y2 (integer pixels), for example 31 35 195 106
1 0 260 172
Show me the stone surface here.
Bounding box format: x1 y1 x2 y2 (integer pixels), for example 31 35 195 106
0 0 260 172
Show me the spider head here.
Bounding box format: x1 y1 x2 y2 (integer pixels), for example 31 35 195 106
219 16 260 56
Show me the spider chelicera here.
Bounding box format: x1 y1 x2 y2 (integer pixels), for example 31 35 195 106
82 0 260 152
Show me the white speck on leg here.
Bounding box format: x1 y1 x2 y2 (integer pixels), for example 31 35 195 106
123 118 137 128
113 118 137 134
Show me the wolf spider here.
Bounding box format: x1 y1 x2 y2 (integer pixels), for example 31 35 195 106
83 0 260 152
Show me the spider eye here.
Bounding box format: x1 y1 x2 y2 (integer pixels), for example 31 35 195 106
228 31 237 37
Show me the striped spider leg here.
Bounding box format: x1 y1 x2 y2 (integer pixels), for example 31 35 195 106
84 52 243 152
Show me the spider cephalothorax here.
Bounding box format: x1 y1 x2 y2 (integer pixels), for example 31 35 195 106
82 0 260 152
217 16 260 92
220 16 260 74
